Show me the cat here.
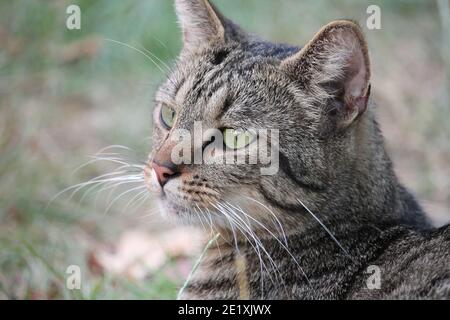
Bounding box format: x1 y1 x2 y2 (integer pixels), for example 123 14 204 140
144 0 450 299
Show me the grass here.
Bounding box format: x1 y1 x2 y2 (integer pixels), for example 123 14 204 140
0 0 449 299
177 233 220 299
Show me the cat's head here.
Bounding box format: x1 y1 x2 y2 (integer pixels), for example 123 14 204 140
145 0 374 235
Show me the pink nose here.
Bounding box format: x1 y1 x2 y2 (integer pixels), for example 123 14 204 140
151 161 180 187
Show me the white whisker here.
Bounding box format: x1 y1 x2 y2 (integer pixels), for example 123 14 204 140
122 189 149 214
240 194 288 247
104 185 147 215
297 199 352 260
226 201 310 286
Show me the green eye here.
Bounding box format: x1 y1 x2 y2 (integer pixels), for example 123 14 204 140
160 104 176 129
223 128 256 150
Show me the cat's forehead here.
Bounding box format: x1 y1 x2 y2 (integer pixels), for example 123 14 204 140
158 41 297 104
154 40 312 129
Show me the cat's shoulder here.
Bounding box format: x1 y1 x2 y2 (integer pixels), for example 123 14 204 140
349 223 449 299
373 223 449 299
380 222 449 262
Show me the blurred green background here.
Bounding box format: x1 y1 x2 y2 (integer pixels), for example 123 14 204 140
0 0 449 299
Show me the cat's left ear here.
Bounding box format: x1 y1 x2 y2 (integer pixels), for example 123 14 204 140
175 0 242 52
281 20 371 128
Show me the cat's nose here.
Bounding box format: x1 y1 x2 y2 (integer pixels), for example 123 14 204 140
151 161 180 187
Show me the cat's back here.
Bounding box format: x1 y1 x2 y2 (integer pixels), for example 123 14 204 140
349 223 450 299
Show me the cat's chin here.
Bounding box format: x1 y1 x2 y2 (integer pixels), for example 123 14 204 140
156 197 199 224
155 196 227 229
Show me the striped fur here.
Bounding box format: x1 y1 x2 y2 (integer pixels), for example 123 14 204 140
146 0 450 299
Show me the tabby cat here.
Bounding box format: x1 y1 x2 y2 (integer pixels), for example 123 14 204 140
144 0 450 299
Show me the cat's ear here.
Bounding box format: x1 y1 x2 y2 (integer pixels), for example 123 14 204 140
281 20 371 128
175 0 233 51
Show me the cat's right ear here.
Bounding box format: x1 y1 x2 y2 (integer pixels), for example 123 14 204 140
175 0 230 51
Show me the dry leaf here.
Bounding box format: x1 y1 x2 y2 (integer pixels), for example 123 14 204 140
91 227 204 280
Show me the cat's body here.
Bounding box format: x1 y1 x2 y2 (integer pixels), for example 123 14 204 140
181 213 449 299
145 0 450 299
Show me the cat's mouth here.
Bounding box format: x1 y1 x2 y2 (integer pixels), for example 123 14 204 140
143 163 287 238
143 162 282 236
144 164 221 218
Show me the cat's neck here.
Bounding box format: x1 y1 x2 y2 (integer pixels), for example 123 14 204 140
316 111 430 231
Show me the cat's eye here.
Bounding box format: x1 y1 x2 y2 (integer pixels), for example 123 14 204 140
223 128 256 150
160 104 176 129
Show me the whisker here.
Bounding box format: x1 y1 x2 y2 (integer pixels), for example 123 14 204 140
138 206 162 220
140 45 172 72
151 35 169 50
47 170 139 208
79 178 142 204
203 207 224 262
71 145 136 175
96 145 133 154
210 203 241 255
127 190 150 214
220 203 281 279
104 185 147 215
226 201 311 286
239 194 288 247
122 188 150 215
104 38 169 75
86 155 144 169
103 38 179 90
71 175 144 201
297 199 353 260
216 202 278 297
193 206 208 234
195 204 215 236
